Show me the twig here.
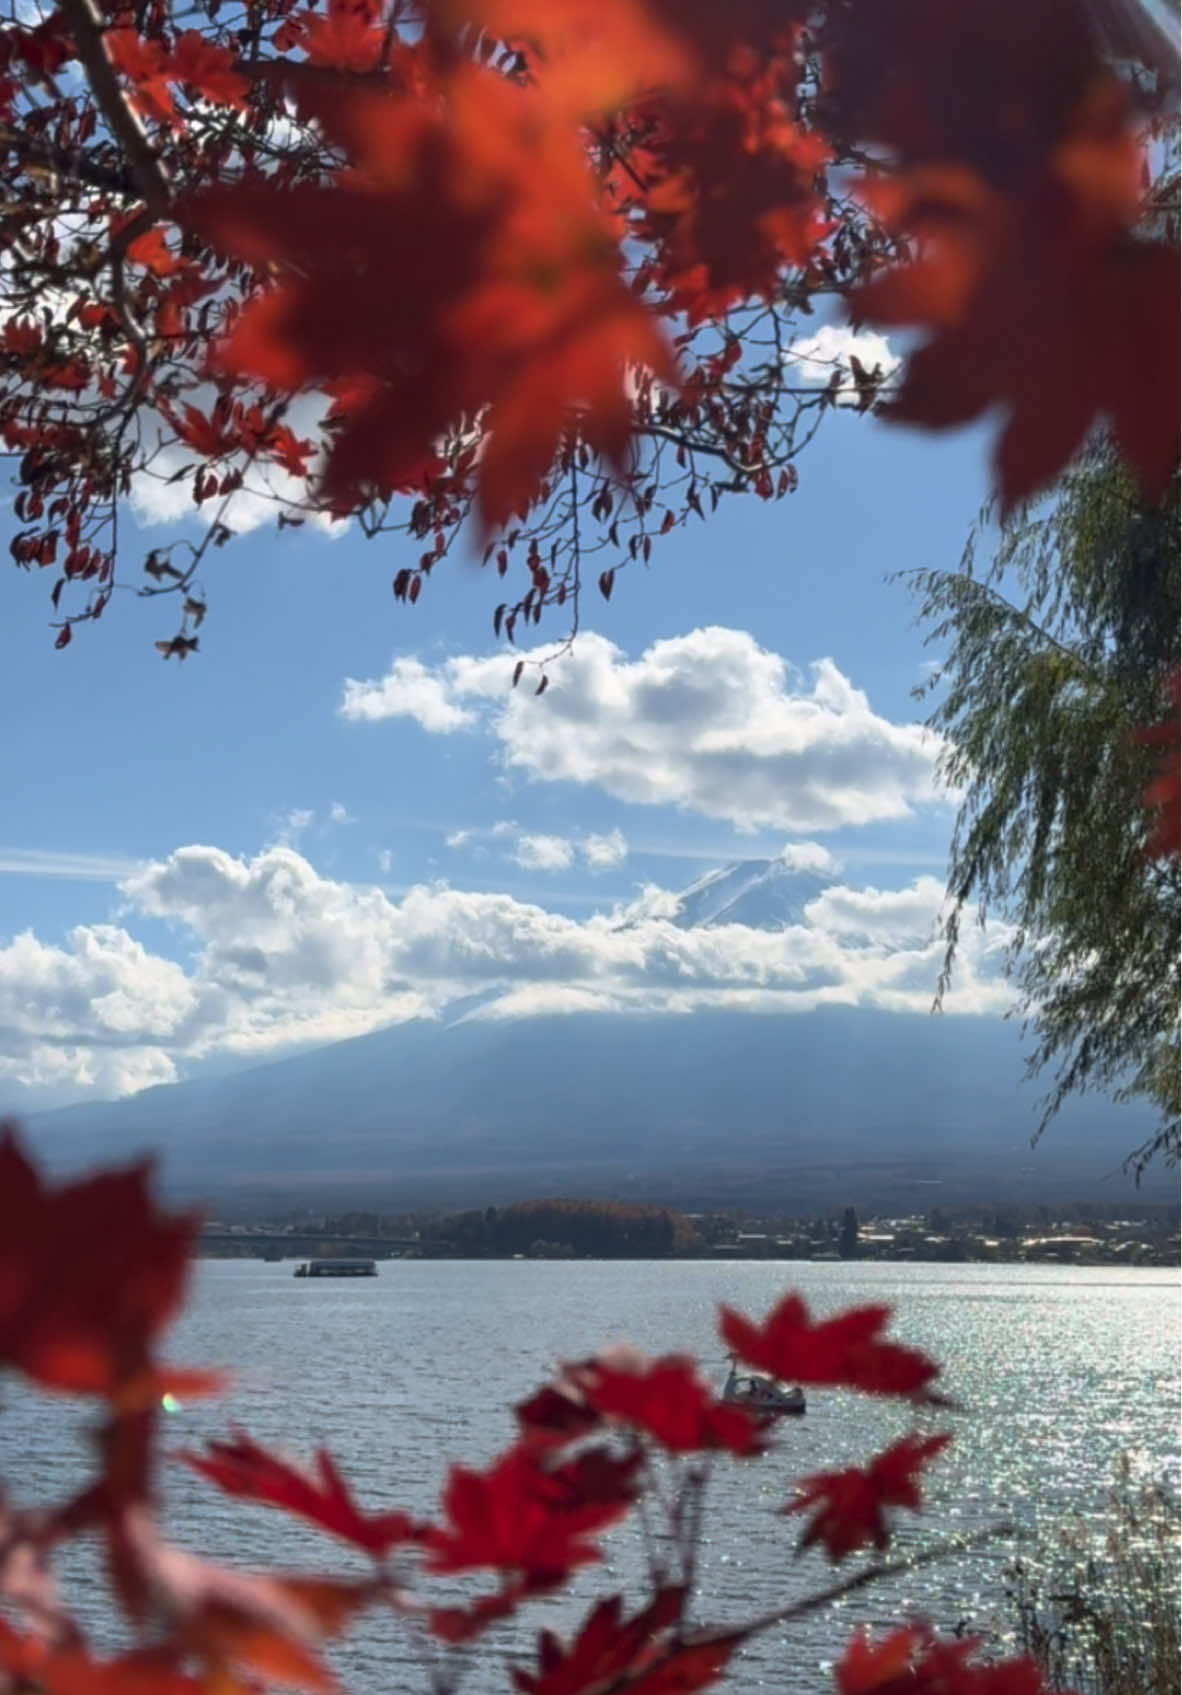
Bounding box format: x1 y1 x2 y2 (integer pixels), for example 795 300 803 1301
716 1522 1018 1645
57 0 170 214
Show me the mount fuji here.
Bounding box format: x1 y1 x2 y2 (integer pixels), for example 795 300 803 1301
17 859 1167 1213
662 857 833 930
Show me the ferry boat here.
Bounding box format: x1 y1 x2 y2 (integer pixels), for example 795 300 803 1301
721 1358 806 1416
293 1258 377 1278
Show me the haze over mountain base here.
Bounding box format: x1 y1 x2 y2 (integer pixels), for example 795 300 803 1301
22 1001 1168 1215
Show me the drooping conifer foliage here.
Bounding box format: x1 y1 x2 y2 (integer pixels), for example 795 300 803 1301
910 447 1181 1168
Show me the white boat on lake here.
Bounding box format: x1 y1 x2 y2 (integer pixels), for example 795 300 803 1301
721 1359 806 1416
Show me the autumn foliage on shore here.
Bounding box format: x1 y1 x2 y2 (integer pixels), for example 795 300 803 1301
0 1127 1074 1695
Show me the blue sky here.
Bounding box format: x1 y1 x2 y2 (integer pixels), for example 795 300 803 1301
0 333 1015 1109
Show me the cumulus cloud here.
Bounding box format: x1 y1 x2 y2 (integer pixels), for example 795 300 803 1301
780 840 842 876
511 833 576 872
803 876 946 946
447 820 628 874
341 629 950 833
342 656 478 732
0 841 1011 1106
0 922 193 1100
583 829 628 870
782 324 902 405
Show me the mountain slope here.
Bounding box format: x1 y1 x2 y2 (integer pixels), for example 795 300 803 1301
23 1001 1165 1212
664 858 832 929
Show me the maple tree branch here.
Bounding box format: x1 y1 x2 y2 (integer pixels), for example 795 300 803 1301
90 208 158 430
0 123 142 199
678 1460 711 1596
576 1524 1018 1695
57 0 170 214
732 1521 1017 1641
637 422 766 480
566 459 582 643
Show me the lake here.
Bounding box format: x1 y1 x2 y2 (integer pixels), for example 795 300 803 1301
5 1260 1179 1692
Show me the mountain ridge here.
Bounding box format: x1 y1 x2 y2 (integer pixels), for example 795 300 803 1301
23 1000 1165 1212
16 859 1169 1213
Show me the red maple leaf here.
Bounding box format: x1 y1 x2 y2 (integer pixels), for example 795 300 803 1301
516 1380 604 1445
0 1621 208 1695
646 0 799 62
262 421 315 479
181 60 676 531
638 64 831 324
164 30 247 107
180 1430 425 1556
789 1431 951 1561
104 28 177 125
125 226 184 277
160 401 239 459
514 1590 736 1695
427 1586 529 1645
0 1129 198 1398
719 1294 942 1401
279 0 389 72
426 1442 639 1583
110 1511 374 1689
561 1351 766 1456
854 79 1180 510
626 1636 738 1695
837 1624 1050 1695
819 0 1103 191
429 0 693 121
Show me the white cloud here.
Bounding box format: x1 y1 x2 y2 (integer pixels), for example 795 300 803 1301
583 829 628 870
273 807 314 845
329 802 353 825
779 840 842 876
448 821 628 874
341 630 950 834
377 849 394 873
341 656 478 733
0 922 194 1100
129 393 346 539
0 1041 177 1101
0 841 1012 1106
803 877 946 946
511 833 576 872
0 924 195 1041
782 324 902 405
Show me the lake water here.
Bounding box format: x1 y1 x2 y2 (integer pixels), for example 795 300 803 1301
5 1260 1179 1692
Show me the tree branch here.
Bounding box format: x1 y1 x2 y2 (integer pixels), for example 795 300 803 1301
0 124 142 199
57 0 170 213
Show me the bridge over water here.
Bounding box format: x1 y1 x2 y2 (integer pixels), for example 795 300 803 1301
198 1230 418 1258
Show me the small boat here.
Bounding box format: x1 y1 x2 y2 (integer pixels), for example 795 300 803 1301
293 1258 377 1278
722 1358 806 1416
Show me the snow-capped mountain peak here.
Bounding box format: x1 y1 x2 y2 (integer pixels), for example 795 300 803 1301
668 856 834 931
